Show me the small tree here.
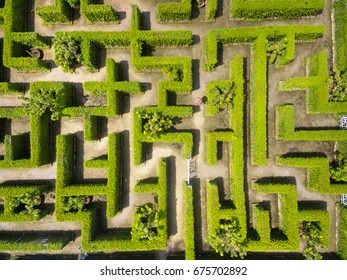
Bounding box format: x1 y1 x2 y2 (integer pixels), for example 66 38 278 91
208 218 247 259
20 89 63 121
131 204 159 241
327 70 347 102
9 191 43 219
54 32 82 72
330 152 347 182
61 196 86 212
266 37 288 65
300 221 324 260
66 0 79 8
208 82 236 112
137 111 174 139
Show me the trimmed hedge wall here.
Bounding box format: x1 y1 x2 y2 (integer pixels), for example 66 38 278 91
0 184 52 222
157 0 191 22
278 52 347 114
338 205 347 259
35 0 71 24
231 0 325 20
0 233 72 251
206 0 218 22
80 0 119 24
276 105 347 141
334 0 347 71
276 155 347 194
184 182 195 260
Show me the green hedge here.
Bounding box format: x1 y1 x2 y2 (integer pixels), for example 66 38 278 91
206 0 218 22
0 184 52 222
35 0 71 24
231 0 325 20
0 233 72 251
338 205 347 259
84 116 99 141
157 0 191 22
3 33 50 71
276 155 347 194
334 0 347 71
276 105 347 141
278 52 347 114
80 0 119 24
206 131 234 166
184 182 195 260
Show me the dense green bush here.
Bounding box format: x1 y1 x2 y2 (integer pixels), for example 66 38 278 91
206 81 236 115
131 204 159 241
137 111 174 140
54 32 82 72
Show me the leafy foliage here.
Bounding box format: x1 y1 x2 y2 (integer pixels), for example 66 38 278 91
9 191 43 219
328 71 347 102
54 33 82 72
209 218 247 259
137 111 174 139
131 204 159 241
66 0 79 8
207 82 236 112
20 89 63 121
300 221 324 260
266 37 288 65
330 152 347 182
61 196 86 212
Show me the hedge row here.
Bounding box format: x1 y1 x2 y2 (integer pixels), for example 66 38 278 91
0 184 52 222
58 158 169 252
297 209 330 248
278 52 347 114
84 116 99 141
0 82 24 95
0 233 72 251
3 133 28 161
56 133 121 219
184 182 195 260
81 58 142 117
206 0 218 22
334 0 347 71
338 205 347 259
206 131 234 166
231 0 325 20
3 33 50 71
80 0 119 24
157 0 191 22
276 155 347 194
35 0 71 24
205 25 325 71
249 181 299 251
133 107 193 166
276 105 347 141
251 36 268 166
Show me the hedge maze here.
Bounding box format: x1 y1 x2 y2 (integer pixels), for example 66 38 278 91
0 0 346 260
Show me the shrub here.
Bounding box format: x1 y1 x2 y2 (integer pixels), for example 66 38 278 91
328 71 347 102
54 32 82 72
208 218 247 259
131 204 159 241
300 221 324 260
207 81 236 113
8 191 43 219
137 111 174 140
61 196 86 213
330 153 347 182
20 89 64 121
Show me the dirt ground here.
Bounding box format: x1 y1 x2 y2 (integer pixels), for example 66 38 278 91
0 0 343 258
